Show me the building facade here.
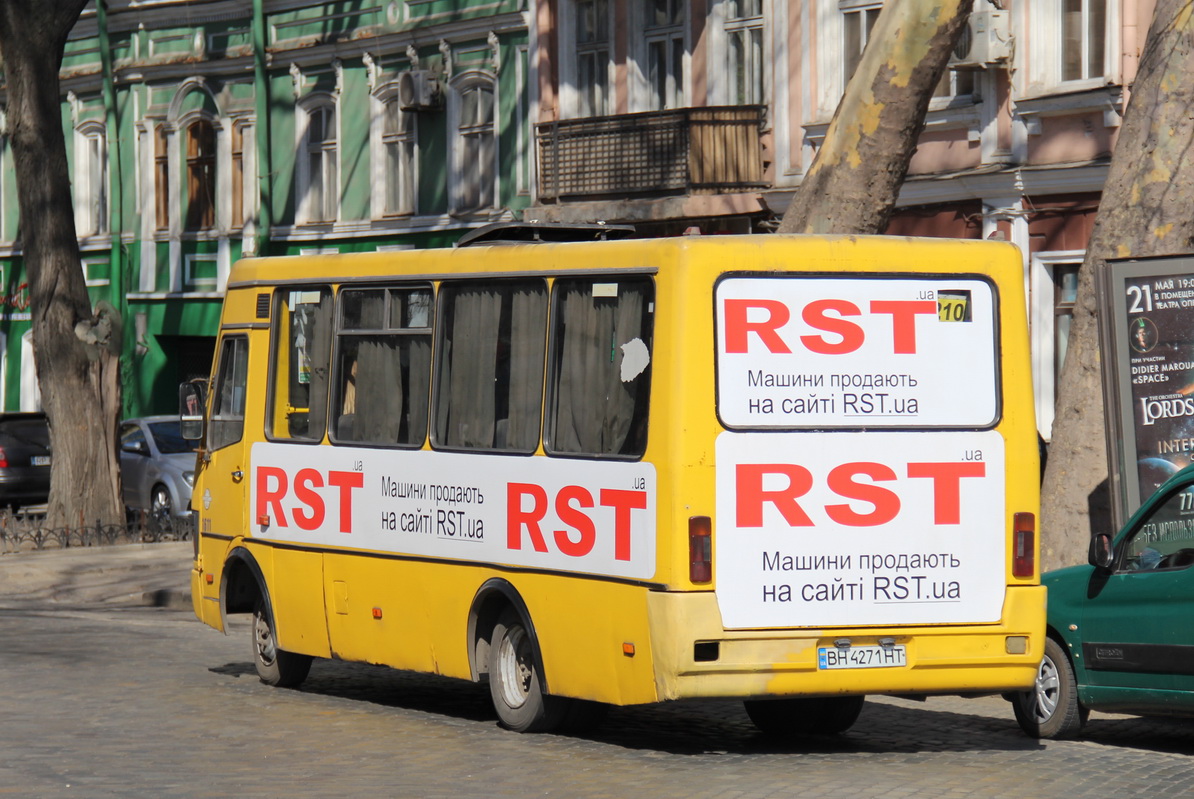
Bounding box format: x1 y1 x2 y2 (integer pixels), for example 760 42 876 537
531 0 1149 440
0 0 1152 436
0 0 534 416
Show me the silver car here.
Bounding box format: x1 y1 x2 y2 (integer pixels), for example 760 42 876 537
119 416 197 519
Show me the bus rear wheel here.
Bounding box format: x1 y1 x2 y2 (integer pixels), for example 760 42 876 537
488 610 568 732
744 696 865 737
252 600 313 688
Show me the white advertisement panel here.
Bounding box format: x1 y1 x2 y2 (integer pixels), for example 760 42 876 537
248 442 657 581
716 276 998 428
714 430 1006 628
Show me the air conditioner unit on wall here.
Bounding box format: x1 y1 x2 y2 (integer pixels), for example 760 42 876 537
398 69 443 111
950 10 1011 69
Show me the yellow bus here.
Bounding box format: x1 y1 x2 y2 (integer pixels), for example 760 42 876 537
185 226 1044 734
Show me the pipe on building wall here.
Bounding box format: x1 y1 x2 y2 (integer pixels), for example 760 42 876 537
96 0 130 415
252 0 272 257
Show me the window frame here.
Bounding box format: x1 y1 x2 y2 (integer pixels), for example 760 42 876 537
449 73 498 216
295 93 340 225
431 278 548 454
74 121 108 238
1026 0 1116 94
208 335 249 452
184 116 217 232
265 285 335 444
643 0 687 111
372 82 418 218
724 0 766 106
560 0 613 118
543 275 655 461
330 283 434 449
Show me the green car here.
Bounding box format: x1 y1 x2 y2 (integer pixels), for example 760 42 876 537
1014 464 1194 738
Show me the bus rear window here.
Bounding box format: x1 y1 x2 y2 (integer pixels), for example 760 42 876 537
546 277 653 458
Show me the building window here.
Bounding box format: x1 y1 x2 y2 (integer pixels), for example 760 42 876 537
933 68 975 99
842 1 880 84
185 118 216 231
576 0 611 116
726 0 764 104
1062 0 1106 82
231 123 246 229
154 125 170 231
75 124 108 237
298 98 339 224
646 0 685 110
381 94 416 216
1053 263 1079 389
452 77 496 214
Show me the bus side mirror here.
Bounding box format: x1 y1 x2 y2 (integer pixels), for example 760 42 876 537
179 379 207 441
1088 533 1114 571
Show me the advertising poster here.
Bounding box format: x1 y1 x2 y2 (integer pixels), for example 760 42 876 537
713 276 1007 628
1102 256 1194 525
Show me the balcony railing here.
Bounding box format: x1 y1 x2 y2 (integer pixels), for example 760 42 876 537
536 105 768 202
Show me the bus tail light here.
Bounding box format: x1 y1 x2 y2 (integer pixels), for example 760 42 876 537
1012 512 1035 578
689 516 712 583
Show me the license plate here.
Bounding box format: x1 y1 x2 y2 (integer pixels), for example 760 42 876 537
31 455 50 466
818 645 906 670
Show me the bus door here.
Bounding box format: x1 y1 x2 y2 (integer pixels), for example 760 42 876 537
200 334 251 554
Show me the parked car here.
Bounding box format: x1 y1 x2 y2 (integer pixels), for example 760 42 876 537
1013 463 1194 738
119 416 197 520
0 412 51 511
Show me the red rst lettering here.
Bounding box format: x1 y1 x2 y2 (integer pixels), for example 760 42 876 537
825 462 900 526
723 299 792 354
869 300 937 354
292 468 326 531
554 485 596 557
800 299 864 354
507 482 550 553
256 466 289 527
326 470 364 533
906 461 986 524
600 489 647 561
735 463 814 527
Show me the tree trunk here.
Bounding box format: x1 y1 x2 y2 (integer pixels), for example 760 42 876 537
777 0 970 235
0 0 123 529
1042 1 1194 569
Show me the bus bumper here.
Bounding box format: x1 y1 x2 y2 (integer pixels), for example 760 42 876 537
645 585 1046 701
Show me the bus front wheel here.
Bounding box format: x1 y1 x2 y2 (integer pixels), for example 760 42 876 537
488 610 568 732
252 600 313 688
744 696 865 737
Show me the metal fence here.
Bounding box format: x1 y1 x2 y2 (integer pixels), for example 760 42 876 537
0 509 194 554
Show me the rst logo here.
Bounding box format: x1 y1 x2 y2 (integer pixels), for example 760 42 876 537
723 297 938 356
736 460 986 528
255 465 365 533
507 483 648 561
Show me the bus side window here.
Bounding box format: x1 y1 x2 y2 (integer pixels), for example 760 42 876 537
546 277 654 458
209 336 249 452
334 286 432 447
268 287 333 442
434 279 547 452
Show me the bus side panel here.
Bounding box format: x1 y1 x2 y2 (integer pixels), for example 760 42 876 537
320 553 476 679
515 575 660 706
272 546 332 659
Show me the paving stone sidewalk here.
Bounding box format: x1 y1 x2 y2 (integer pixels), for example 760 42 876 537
0 540 192 607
